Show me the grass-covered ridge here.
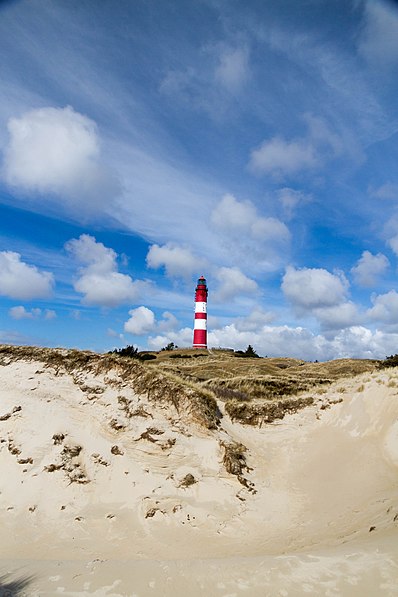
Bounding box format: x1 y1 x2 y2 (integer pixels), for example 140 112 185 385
144 347 378 425
0 345 220 430
0 345 380 427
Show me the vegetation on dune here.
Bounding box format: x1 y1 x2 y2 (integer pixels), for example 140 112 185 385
109 345 157 361
161 342 178 351
0 344 381 428
378 354 398 369
225 395 314 426
0 345 220 429
234 345 260 358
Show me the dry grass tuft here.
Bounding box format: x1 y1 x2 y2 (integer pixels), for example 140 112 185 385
178 473 196 488
220 440 256 492
225 396 314 426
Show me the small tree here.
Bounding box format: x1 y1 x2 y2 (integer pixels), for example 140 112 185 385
111 345 139 358
379 354 398 368
234 345 260 358
161 342 177 351
244 344 259 358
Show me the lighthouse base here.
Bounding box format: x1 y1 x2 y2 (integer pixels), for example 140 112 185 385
193 344 207 349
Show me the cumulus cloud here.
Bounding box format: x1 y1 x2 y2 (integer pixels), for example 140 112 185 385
147 315 396 360
8 306 56 321
2 106 118 212
368 290 398 324
9 306 41 320
0 251 54 300
124 306 156 335
387 234 398 256
211 194 289 242
66 234 143 307
207 323 326 358
209 322 393 360
214 45 250 92
248 114 344 179
234 308 276 332
358 0 398 70
314 302 360 332
214 267 258 302
210 194 290 272
147 327 193 351
249 136 317 178
282 266 348 312
146 243 204 279
157 311 179 332
351 250 389 287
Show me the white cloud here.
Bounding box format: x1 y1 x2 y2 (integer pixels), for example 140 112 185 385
351 250 389 287
214 267 258 302
208 322 394 360
147 327 193 351
9 306 41 320
8 306 56 321
0 251 54 300
146 315 397 360
277 187 312 219
234 308 276 332
368 290 398 324
387 234 398 256
124 306 156 335
146 243 204 279
107 327 122 338
314 302 360 332
157 311 179 332
210 194 290 272
214 46 250 92
248 114 345 179
249 136 317 178
358 1 398 70
2 106 118 212
65 234 143 307
282 266 348 312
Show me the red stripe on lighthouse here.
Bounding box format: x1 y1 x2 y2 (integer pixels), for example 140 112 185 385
193 276 208 349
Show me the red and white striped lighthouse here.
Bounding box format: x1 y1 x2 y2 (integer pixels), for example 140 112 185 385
193 276 208 349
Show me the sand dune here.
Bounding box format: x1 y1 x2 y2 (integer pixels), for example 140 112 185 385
0 347 397 595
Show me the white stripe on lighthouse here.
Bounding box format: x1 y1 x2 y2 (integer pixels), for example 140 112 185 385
195 301 207 313
194 318 207 330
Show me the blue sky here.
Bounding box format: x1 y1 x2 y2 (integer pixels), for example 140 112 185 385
1 0 398 359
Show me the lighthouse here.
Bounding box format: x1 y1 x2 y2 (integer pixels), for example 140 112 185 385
193 276 208 349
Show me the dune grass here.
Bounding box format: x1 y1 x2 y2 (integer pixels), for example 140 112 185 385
0 344 379 428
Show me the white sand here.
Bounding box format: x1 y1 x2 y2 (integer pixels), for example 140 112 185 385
0 357 398 595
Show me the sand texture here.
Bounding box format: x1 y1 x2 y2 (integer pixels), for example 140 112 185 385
0 346 397 595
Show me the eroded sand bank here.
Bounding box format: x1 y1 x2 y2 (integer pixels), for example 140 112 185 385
0 352 397 595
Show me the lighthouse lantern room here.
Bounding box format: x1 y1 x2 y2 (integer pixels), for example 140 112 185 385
193 276 208 349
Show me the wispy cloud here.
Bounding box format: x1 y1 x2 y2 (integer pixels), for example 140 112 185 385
357 0 398 71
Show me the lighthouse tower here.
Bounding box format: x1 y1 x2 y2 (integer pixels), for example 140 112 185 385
193 276 208 349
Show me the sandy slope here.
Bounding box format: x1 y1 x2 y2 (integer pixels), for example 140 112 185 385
0 354 398 595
